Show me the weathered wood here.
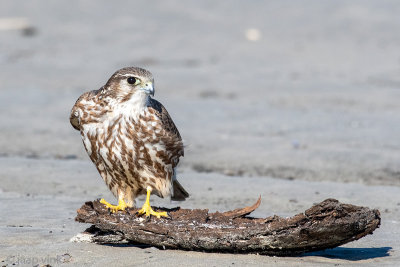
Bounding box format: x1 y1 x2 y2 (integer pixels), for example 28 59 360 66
75 198 380 256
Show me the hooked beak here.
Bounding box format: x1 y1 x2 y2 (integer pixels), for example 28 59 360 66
140 82 154 96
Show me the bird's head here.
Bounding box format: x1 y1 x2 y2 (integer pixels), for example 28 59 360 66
104 67 155 104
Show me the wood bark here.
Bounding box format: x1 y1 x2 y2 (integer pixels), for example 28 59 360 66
75 198 380 256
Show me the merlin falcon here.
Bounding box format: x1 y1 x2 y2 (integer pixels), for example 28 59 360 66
70 67 189 218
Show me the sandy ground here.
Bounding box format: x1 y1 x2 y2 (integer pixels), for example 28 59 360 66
1 1 400 266
0 158 399 266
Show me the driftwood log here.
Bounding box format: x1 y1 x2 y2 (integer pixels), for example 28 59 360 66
75 198 380 256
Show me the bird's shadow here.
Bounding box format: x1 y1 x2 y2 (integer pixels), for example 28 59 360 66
302 247 392 261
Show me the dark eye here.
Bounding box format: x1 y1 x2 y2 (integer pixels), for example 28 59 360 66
127 77 137 84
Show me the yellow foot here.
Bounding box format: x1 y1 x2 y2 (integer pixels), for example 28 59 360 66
100 198 128 213
137 201 168 219
137 186 168 219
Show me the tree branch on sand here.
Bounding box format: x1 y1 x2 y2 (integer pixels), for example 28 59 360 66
75 198 380 256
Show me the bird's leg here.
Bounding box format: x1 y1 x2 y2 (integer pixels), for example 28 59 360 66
100 197 128 213
137 186 168 218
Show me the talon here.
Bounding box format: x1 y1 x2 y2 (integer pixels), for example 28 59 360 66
100 198 128 213
137 187 169 219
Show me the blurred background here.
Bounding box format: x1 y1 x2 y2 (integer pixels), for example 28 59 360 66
1 1 400 264
1 0 400 185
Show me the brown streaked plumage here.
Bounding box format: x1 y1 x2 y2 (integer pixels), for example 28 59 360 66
70 67 188 216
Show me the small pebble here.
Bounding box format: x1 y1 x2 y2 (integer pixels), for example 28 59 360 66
245 28 261 41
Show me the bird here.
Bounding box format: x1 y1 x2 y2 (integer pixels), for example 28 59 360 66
70 67 189 218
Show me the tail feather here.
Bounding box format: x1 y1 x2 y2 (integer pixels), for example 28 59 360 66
171 180 189 201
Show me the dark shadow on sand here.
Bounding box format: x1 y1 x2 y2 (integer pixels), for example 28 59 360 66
104 243 152 249
303 247 392 261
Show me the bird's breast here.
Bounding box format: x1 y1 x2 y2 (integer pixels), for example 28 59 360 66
81 108 167 167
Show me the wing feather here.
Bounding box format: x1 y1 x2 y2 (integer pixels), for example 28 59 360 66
147 98 182 140
147 98 184 157
69 89 100 130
